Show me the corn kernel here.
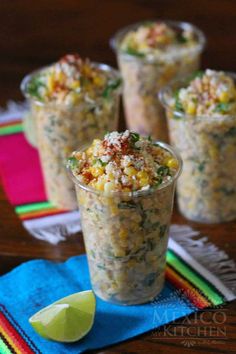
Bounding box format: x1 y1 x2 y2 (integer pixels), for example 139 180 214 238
186 101 196 115
47 75 55 92
137 171 149 180
95 180 104 191
90 166 104 177
124 166 137 176
114 249 126 257
219 91 229 103
166 158 178 169
139 178 149 187
93 76 105 86
119 229 128 240
209 145 218 159
70 80 80 89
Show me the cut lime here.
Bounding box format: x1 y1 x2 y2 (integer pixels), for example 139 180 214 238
29 290 96 343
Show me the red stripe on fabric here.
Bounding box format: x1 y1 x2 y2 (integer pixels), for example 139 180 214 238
0 312 35 353
20 209 68 220
166 266 210 310
0 119 22 128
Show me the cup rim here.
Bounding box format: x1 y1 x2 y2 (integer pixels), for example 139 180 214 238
20 62 122 107
67 140 183 197
159 70 236 120
110 19 206 64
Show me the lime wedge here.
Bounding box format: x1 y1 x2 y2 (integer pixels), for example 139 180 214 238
29 290 96 343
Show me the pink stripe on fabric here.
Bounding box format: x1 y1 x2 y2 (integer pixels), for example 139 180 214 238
0 132 47 205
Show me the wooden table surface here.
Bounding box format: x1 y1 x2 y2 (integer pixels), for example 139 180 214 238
0 1 236 353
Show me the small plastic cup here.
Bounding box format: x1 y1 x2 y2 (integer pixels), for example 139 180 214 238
68 142 182 305
159 73 236 223
21 63 121 210
111 20 206 142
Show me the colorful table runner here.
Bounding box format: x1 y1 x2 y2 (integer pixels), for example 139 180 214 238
0 104 81 244
0 235 236 354
0 103 236 353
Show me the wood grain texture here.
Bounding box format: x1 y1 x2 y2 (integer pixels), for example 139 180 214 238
0 0 236 352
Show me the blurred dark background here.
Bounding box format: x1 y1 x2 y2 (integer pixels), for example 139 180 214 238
1 0 236 107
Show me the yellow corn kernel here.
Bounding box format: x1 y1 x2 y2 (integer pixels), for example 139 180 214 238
114 249 126 257
139 178 149 187
166 158 178 169
219 91 229 103
93 76 105 86
86 146 94 157
47 75 55 92
123 187 131 192
119 229 128 240
137 171 149 180
209 145 218 159
70 80 80 89
90 166 104 177
124 166 137 176
95 180 104 191
186 101 196 115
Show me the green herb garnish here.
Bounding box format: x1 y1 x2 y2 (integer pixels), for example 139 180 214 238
187 70 204 83
118 201 136 209
153 177 163 188
174 89 184 113
97 158 107 167
27 74 46 100
157 166 170 177
125 47 145 57
67 156 78 168
225 127 236 137
176 33 188 44
102 78 122 99
130 132 140 143
214 102 230 114
198 161 206 172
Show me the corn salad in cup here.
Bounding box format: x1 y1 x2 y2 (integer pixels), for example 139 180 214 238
21 54 121 209
68 131 182 305
111 21 205 141
160 69 236 223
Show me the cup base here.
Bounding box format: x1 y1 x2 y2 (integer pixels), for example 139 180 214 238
93 283 165 306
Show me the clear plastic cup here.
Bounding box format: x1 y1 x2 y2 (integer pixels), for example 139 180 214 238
68 142 182 305
111 20 206 142
21 63 121 210
159 73 236 223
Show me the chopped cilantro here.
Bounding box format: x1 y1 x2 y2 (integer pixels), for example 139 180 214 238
197 161 206 172
67 156 78 168
153 177 163 188
102 78 122 98
118 201 137 209
176 33 188 44
125 47 145 57
27 74 45 100
157 166 170 177
130 132 140 143
93 159 107 166
225 127 236 137
174 89 184 112
214 102 230 114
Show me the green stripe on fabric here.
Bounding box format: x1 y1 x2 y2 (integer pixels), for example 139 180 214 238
0 124 23 136
0 337 13 354
167 249 224 306
15 201 55 214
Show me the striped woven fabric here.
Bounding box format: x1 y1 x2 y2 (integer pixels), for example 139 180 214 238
0 234 235 353
0 116 81 244
0 305 40 354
